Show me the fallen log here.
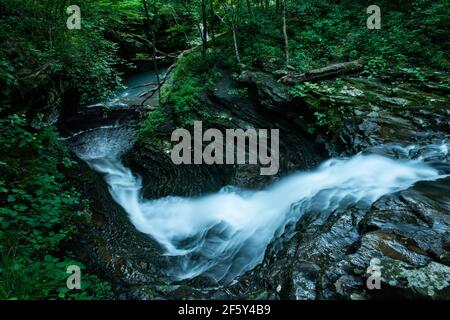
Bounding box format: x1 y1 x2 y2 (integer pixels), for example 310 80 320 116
278 60 366 85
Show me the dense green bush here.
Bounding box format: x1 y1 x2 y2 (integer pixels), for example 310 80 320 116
232 0 449 72
159 52 222 127
153 0 448 137
289 81 346 134
0 113 110 299
0 0 127 106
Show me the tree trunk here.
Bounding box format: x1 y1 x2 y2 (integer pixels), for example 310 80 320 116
246 0 252 14
282 0 289 68
152 30 161 100
210 0 216 45
201 0 208 56
278 60 367 84
142 0 161 98
232 20 241 65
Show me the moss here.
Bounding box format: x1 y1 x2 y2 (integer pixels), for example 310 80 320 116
380 258 450 299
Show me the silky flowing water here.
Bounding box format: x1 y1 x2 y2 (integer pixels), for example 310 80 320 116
68 124 448 283
66 71 449 283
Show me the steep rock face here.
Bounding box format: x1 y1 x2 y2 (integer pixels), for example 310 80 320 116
127 70 324 199
314 75 449 156
67 160 169 297
68 68 449 300
58 103 148 136
220 70 450 300
127 138 235 199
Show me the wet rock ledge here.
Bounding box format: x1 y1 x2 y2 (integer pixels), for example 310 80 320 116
219 69 450 300
67 67 449 300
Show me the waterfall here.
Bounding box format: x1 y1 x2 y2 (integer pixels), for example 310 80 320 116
69 126 447 283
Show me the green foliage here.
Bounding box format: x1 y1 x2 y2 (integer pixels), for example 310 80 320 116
0 60 18 98
363 57 389 79
141 108 167 136
290 81 346 134
0 249 110 300
61 25 125 104
0 114 110 300
289 82 321 98
227 87 248 97
392 67 428 84
139 0 448 136
311 105 346 134
0 0 127 106
162 52 222 127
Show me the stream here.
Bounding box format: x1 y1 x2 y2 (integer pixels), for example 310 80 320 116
67 71 449 284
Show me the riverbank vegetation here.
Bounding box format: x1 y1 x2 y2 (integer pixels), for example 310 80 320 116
142 0 448 133
0 113 111 299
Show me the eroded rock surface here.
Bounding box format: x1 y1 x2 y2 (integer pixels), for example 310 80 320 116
67 68 449 300
219 70 450 300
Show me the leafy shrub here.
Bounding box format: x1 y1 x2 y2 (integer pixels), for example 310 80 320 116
141 108 167 136
363 57 389 79
289 82 320 98
290 81 346 134
227 88 248 97
157 52 222 127
0 0 126 106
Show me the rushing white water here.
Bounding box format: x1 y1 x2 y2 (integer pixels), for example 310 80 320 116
71 127 447 283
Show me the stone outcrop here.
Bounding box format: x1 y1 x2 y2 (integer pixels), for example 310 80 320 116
218 69 450 300
67 66 449 300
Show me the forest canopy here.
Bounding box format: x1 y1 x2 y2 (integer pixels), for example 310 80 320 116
1 0 448 110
